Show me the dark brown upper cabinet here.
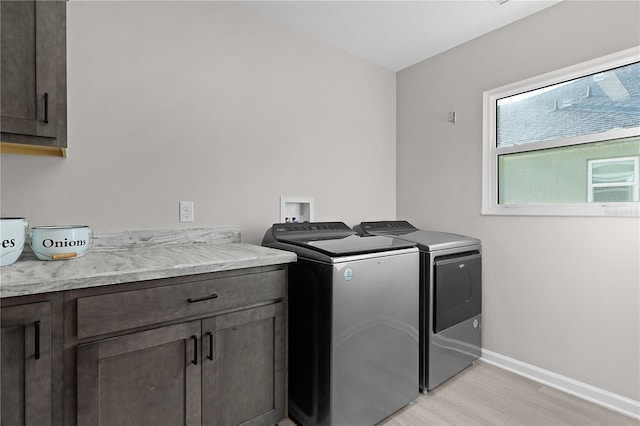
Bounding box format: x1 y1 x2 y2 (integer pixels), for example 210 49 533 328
1 0 67 157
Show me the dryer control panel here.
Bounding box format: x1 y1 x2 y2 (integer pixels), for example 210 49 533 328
356 220 418 235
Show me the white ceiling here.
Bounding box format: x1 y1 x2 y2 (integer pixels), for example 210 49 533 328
238 0 562 71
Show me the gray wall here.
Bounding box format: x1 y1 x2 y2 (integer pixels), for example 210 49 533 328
0 1 396 244
397 1 639 400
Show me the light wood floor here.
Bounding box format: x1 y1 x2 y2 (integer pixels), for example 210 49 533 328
280 361 638 426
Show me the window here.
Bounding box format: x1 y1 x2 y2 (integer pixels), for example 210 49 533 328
483 47 640 216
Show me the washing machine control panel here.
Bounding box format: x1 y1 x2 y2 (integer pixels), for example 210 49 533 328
272 221 354 240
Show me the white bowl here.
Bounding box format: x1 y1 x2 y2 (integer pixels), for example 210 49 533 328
1 218 28 266
29 225 92 261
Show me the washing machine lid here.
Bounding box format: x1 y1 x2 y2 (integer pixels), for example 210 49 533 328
357 221 480 251
263 221 415 258
281 234 415 257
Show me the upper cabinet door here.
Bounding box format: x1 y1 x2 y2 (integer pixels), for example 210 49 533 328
1 0 66 151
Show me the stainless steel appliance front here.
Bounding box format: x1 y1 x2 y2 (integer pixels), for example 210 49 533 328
353 221 482 393
262 222 419 426
330 250 419 425
427 248 482 390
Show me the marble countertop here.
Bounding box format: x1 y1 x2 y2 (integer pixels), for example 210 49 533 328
0 226 296 298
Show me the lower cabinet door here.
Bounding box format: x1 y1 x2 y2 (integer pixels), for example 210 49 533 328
202 302 285 426
1 301 52 426
76 320 202 426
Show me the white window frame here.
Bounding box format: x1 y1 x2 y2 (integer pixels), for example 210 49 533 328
588 157 639 203
482 46 640 217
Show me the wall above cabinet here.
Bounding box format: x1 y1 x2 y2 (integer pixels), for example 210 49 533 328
1 1 67 157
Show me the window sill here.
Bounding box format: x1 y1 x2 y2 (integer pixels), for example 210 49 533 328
482 203 640 217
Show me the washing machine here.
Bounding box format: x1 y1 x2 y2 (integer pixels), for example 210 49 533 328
354 220 481 393
262 222 419 426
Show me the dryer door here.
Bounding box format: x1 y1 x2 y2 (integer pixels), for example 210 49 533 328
433 252 481 333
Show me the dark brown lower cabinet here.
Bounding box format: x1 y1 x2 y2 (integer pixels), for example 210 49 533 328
1 265 288 426
76 302 285 426
76 321 202 425
1 301 53 426
204 303 285 426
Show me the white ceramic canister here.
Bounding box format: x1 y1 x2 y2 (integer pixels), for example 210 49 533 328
29 225 92 260
0 217 28 266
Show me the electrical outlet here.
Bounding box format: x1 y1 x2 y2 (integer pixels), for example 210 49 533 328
179 201 194 223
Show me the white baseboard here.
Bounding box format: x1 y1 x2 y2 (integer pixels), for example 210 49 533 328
481 349 640 421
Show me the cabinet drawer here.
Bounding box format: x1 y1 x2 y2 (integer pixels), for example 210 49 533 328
76 270 285 339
